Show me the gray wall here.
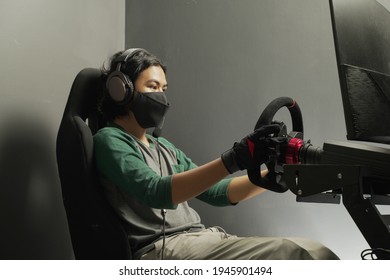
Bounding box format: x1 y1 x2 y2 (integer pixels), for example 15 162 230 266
0 0 125 259
126 0 370 259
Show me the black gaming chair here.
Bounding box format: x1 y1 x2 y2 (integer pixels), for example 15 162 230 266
56 68 132 259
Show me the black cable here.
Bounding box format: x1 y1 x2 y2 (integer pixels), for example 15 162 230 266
161 208 167 260
154 138 167 260
361 248 390 260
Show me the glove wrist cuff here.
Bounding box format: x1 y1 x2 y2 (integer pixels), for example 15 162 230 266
221 149 240 174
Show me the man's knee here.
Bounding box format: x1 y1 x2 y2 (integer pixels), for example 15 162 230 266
241 237 315 260
272 238 315 260
282 238 340 260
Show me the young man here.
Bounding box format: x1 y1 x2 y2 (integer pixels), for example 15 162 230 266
94 48 338 260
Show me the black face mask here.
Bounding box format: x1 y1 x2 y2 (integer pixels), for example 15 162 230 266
130 91 170 128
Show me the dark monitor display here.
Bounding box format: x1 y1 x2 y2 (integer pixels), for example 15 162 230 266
329 0 390 143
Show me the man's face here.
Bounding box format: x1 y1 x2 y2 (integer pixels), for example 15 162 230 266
134 66 168 93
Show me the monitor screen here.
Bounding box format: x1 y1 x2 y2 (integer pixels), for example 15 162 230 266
329 0 390 143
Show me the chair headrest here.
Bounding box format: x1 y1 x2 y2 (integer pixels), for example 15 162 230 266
64 68 104 121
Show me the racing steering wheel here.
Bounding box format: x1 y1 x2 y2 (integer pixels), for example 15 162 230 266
247 97 304 192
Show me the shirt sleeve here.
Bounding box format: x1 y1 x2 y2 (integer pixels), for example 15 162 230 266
162 139 234 207
94 128 176 209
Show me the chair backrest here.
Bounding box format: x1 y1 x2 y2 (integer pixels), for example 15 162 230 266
56 68 131 259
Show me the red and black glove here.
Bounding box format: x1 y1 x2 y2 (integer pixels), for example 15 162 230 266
221 124 282 173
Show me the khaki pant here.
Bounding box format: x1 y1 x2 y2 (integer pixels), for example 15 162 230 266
141 227 339 260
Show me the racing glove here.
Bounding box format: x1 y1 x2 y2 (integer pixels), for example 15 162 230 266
221 124 281 173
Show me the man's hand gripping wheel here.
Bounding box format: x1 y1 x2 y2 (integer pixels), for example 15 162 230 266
247 97 304 193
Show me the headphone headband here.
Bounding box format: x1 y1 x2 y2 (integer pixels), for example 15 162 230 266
113 48 145 64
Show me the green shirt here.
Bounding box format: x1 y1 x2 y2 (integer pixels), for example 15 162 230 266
93 123 232 252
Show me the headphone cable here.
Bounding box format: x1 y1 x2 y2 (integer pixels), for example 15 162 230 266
154 137 167 260
161 208 167 260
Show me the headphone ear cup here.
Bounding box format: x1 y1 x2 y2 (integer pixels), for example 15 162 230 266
106 70 134 103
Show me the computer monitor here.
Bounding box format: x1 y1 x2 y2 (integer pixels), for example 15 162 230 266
329 0 390 144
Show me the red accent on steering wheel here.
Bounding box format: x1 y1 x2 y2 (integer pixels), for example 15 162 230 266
285 137 304 164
